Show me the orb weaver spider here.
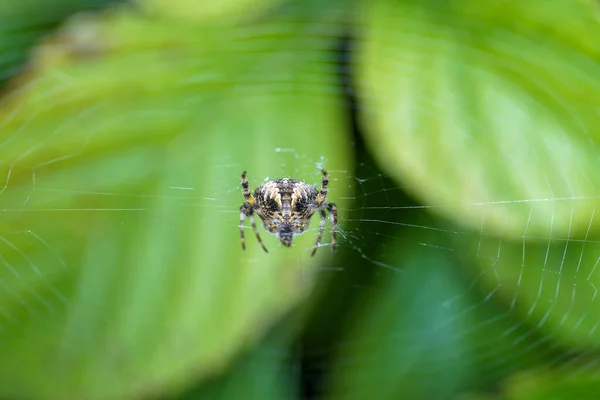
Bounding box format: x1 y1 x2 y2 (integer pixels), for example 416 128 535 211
239 169 337 256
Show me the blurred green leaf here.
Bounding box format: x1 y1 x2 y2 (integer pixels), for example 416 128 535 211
458 227 600 348
461 368 600 400
326 228 547 400
0 5 350 400
174 324 298 400
356 0 600 237
502 370 600 400
0 0 121 85
135 0 282 21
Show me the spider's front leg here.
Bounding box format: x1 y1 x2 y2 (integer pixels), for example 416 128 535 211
327 202 338 252
240 171 267 253
240 203 268 253
241 171 256 205
316 169 329 205
311 170 337 256
311 209 328 256
310 202 338 256
240 203 250 251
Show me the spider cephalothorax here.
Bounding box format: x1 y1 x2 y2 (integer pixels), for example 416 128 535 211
239 169 337 256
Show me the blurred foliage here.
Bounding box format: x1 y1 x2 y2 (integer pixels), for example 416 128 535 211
357 0 600 236
326 231 545 399
460 368 600 400
0 0 124 85
2 0 600 399
172 323 299 400
136 0 282 21
0 1 351 399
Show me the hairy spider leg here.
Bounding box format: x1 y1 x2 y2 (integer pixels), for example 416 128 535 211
316 169 329 204
241 170 256 205
311 209 328 256
328 203 338 252
240 203 268 253
239 204 247 250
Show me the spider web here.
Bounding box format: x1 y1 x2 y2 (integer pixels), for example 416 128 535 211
296 159 600 397
2 142 598 396
1 4 600 400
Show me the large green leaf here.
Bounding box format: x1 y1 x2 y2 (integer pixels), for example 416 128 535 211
175 323 298 400
463 368 600 400
135 0 282 21
326 228 547 400
456 224 600 348
502 371 600 400
0 0 121 84
0 6 351 400
356 0 600 237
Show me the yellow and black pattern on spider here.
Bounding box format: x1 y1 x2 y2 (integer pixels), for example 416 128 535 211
239 169 337 256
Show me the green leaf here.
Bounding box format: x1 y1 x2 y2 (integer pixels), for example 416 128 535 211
135 0 282 21
174 324 298 400
502 370 600 400
326 229 545 400
461 369 600 400
0 0 121 85
457 227 600 348
356 0 600 237
0 7 351 400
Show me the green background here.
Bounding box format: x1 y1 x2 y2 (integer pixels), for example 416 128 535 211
1 0 600 399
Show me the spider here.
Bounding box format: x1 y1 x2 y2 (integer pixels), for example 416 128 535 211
239 169 338 256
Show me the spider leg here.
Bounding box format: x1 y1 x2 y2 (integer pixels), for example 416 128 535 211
240 203 268 253
249 212 268 253
327 203 337 252
316 169 329 205
311 209 328 256
240 204 249 251
241 171 256 205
